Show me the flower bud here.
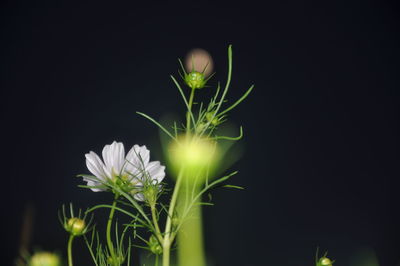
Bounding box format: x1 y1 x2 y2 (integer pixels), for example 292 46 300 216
143 186 157 205
317 257 333 266
30 252 61 266
67 217 86 236
184 71 207 89
107 255 124 265
172 217 180 228
195 122 207 134
149 235 162 255
206 112 220 126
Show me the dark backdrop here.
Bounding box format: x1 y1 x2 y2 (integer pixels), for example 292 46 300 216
1 1 399 265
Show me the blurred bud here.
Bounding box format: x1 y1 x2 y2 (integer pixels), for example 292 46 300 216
185 48 213 77
30 252 61 266
66 217 86 236
349 247 379 266
149 235 162 255
172 216 180 228
168 135 219 183
195 122 207 134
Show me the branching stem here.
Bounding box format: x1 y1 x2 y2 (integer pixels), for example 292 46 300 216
151 203 163 243
186 88 196 134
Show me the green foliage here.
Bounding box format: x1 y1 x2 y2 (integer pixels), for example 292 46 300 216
61 45 253 266
138 45 254 141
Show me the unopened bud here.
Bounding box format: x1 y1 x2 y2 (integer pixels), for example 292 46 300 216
318 257 333 266
185 71 207 89
149 235 162 255
172 217 180 228
206 112 219 126
195 122 207 134
67 217 86 236
143 186 157 205
107 255 124 265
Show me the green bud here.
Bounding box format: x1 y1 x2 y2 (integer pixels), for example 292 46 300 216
184 71 207 89
30 252 61 266
149 235 162 255
67 217 86 236
195 122 207 134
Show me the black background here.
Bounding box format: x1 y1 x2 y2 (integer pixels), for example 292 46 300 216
1 1 399 265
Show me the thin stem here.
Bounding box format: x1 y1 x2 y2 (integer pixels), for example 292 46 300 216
186 88 196 134
67 235 75 266
151 204 163 243
163 168 185 266
111 187 153 227
136 112 176 140
83 235 99 266
171 75 196 127
106 194 119 264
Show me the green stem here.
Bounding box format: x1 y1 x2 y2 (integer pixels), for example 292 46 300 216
67 235 75 266
176 191 206 266
106 194 119 264
162 245 171 266
178 206 206 266
151 204 163 243
199 45 233 138
186 88 196 134
163 168 185 266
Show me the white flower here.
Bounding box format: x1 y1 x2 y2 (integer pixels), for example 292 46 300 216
84 141 165 200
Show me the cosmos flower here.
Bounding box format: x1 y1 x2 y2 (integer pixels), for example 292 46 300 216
83 141 165 200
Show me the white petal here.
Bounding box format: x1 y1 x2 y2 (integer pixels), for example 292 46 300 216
85 151 107 181
124 150 141 177
102 141 125 176
114 142 125 173
124 144 150 177
146 161 166 183
86 180 104 192
101 144 112 177
138 145 150 165
133 193 145 201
